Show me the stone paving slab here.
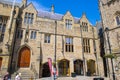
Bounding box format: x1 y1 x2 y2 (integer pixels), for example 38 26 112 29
0 76 109 80
36 76 109 80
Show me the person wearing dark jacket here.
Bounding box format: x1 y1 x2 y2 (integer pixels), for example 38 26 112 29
3 72 11 80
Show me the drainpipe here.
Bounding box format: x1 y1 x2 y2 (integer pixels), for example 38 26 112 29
7 0 17 73
80 24 86 76
92 27 99 76
105 27 115 80
98 0 110 77
54 20 57 80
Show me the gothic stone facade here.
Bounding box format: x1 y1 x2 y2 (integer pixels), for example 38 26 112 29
99 0 120 79
0 0 104 78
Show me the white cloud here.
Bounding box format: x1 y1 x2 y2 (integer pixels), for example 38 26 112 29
6 0 50 11
3 0 21 2
27 0 50 11
3 0 50 11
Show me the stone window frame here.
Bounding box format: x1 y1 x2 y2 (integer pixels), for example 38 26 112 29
115 15 120 26
65 19 72 29
0 24 2 32
30 31 37 39
17 29 23 39
44 34 51 43
65 36 74 52
24 12 34 24
81 22 88 32
114 11 120 26
0 17 7 42
83 38 90 53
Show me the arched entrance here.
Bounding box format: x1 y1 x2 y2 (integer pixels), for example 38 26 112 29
74 59 83 75
42 62 51 77
87 59 96 76
17 46 30 68
58 59 70 76
0 57 2 69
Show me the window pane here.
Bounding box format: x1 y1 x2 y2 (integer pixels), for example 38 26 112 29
70 38 73 44
0 24 2 31
2 24 6 33
116 16 120 25
30 18 33 24
34 32 36 39
66 38 69 44
44 34 50 43
24 13 28 23
83 38 90 53
31 31 33 39
48 35 50 43
82 22 88 32
20 30 23 38
66 19 72 29
65 37 73 52
17 30 23 39
0 34 4 42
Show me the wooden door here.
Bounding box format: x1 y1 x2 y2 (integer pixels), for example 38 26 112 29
42 62 51 77
18 47 30 68
87 60 96 75
74 60 83 75
0 57 2 69
59 60 69 76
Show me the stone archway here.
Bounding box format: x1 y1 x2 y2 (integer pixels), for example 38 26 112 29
58 59 70 76
17 46 31 68
0 57 2 69
42 62 51 77
87 59 96 76
74 59 83 75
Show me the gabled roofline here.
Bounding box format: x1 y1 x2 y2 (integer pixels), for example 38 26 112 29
23 2 38 13
63 10 73 19
80 12 92 25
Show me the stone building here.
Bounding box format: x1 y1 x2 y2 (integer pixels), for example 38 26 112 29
96 21 108 77
99 0 120 79
0 0 104 79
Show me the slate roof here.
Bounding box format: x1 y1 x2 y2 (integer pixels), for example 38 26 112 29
38 10 80 23
0 0 80 23
0 0 21 7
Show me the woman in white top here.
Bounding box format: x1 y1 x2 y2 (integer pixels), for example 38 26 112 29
15 73 21 80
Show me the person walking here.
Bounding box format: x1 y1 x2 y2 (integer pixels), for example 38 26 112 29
3 72 11 80
15 73 22 80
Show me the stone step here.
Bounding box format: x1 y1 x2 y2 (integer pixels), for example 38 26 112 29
11 69 35 80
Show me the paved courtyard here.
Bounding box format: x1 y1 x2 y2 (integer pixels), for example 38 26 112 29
36 76 109 80
0 76 109 80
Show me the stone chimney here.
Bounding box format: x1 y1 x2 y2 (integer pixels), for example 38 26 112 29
22 0 27 7
51 5 54 14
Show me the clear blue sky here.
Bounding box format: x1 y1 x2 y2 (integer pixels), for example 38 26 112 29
16 0 100 25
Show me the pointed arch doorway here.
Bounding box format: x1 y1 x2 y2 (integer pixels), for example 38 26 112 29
42 62 51 77
87 59 96 76
74 59 83 75
58 59 70 76
17 46 31 68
